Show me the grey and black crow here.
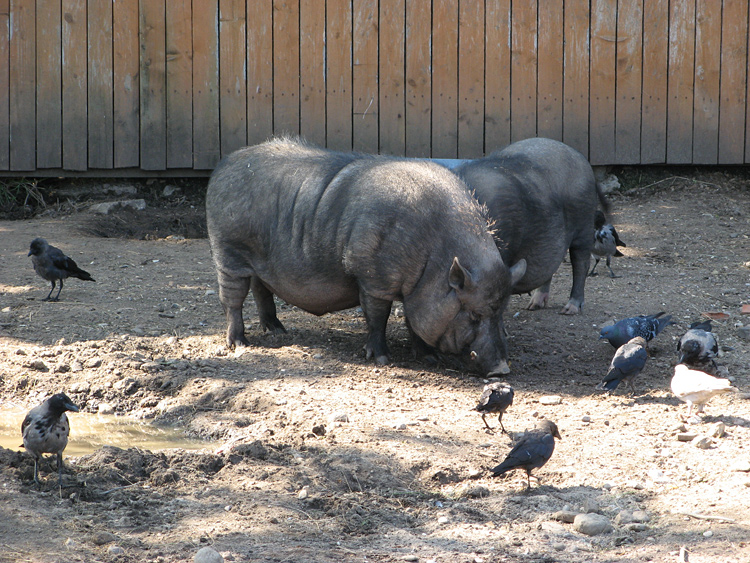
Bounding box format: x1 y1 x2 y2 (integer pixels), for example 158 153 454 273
599 312 673 348
491 419 561 489
589 210 626 278
677 320 719 375
597 336 648 395
475 382 514 433
28 238 95 301
21 393 79 486
671 364 737 420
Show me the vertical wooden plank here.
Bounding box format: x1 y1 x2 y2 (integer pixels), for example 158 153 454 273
405 0 431 157
219 0 247 156
615 0 642 163
562 0 589 156
166 0 193 168
326 0 352 151
537 0 563 141
113 0 139 168
666 0 695 163
510 0 537 143
193 0 220 168
352 0 378 153
484 0 511 152
718 0 748 163
300 0 326 145
692 0 720 163
589 0 617 165
36 0 61 168
640 0 668 163
140 0 167 170
379 0 405 155
9 0 35 170
88 0 114 169
0 0 9 169
247 0 272 146
457 0 484 158
62 0 87 171
431 0 457 157
273 0 300 136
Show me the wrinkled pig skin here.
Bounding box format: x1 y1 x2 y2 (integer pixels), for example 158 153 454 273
455 137 607 317
206 138 526 376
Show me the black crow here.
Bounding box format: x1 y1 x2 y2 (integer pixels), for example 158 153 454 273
475 382 514 433
671 364 737 419
596 336 648 395
589 210 626 278
491 419 561 489
599 311 673 348
28 238 95 301
21 393 79 486
677 320 719 374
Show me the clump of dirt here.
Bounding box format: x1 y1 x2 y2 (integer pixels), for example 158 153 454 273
0 171 749 562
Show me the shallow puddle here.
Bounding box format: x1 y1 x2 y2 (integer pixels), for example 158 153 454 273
0 409 210 456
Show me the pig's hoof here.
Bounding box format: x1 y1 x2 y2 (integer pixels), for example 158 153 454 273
228 335 250 348
261 318 287 334
527 293 549 310
559 302 581 315
374 355 390 366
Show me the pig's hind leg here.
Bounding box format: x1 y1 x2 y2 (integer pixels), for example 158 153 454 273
218 271 252 347
560 237 591 315
527 282 551 310
359 291 392 365
251 277 287 334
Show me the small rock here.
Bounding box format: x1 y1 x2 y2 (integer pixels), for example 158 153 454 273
731 460 750 472
573 513 613 536
70 381 90 393
632 510 650 523
691 435 713 449
581 415 591 423
98 402 115 415
28 359 49 372
677 432 699 442
64 538 78 549
583 498 600 514
539 395 562 405
331 413 349 423
437 516 449 524
614 510 635 525
598 173 621 194
703 530 714 538
551 542 566 551
311 424 326 436
140 361 164 372
709 422 725 438
194 546 224 563
737 326 750 341
459 485 490 499
70 361 84 372
85 357 102 368
298 487 308 500
552 510 578 523
89 199 147 215
162 185 181 197
624 523 647 532
108 545 126 555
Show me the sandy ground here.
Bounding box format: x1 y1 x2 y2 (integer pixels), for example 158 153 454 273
0 170 749 563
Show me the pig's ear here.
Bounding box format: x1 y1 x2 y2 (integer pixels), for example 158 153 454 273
509 259 526 287
449 257 474 292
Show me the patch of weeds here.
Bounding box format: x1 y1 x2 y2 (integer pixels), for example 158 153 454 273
0 178 47 218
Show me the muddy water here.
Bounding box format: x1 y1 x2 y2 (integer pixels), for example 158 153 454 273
0 409 210 456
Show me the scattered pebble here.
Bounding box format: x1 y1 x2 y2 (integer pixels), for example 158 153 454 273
709 422 725 438
98 403 115 415
298 487 308 500
703 530 714 538
539 395 562 405
552 510 578 523
624 523 647 532
437 516 449 524
573 513 613 536
331 413 349 423
194 546 224 563
401 555 418 562
64 538 78 549
581 415 591 423
691 436 713 449
677 432 699 442
108 545 125 555
731 460 750 472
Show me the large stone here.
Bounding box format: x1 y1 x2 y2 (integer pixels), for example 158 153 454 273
573 513 613 536
89 199 147 215
195 547 224 563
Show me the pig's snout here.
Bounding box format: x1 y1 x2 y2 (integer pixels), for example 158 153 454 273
470 350 511 376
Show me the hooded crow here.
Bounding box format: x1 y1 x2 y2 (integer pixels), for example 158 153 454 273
28 238 95 301
491 419 561 489
475 382 514 433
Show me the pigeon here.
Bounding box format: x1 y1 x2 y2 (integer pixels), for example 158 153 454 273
28 238 95 301
589 210 626 278
490 419 561 489
677 320 719 374
670 364 737 419
21 393 79 486
475 382 514 433
596 336 648 395
599 312 673 348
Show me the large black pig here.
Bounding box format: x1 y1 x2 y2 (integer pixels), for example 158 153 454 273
453 137 607 317
205 138 526 376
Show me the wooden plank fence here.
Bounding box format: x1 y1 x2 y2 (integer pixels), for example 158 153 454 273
0 0 749 175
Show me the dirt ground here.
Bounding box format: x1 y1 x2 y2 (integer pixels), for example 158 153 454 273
0 169 749 563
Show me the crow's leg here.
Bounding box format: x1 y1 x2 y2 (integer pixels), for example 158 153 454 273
52 279 64 301
43 281 56 301
605 256 620 279
33 456 40 485
498 414 507 434
481 413 494 433
57 453 64 488
588 257 600 277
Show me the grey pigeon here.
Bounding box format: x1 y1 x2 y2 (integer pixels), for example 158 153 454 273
28 238 95 301
490 419 561 489
475 382 514 433
599 312 673 348
677 320 719 374
589 210 626 278
670 364 737 419
21 393 79 486
597 336 648 395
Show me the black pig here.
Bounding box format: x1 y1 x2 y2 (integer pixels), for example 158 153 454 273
206 138 526 376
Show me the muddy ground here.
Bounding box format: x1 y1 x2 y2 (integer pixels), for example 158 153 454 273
0 169 749 563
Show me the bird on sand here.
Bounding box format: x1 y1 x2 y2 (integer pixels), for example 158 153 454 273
670 364 737 419
599 312 673 348
597 336 648 395
28 238 95 301
589 210 627 278
677 320 719 375
21 393 79 486
490 419 561 489
475 382 514 433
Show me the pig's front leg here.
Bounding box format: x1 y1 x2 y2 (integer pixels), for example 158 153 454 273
218 271 251 347
527 281 551 310
359 292 392 365
250 277 287 334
